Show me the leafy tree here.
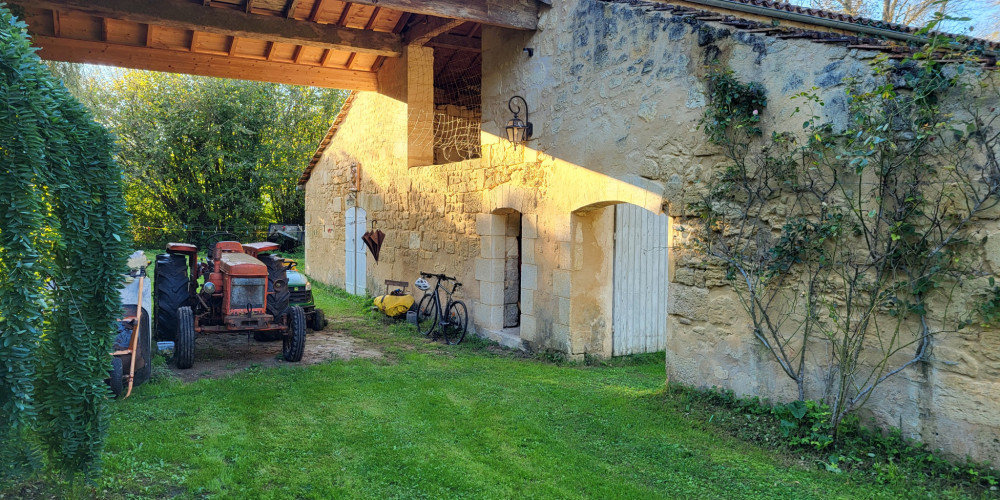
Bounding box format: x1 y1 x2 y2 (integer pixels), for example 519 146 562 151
93 71 345 246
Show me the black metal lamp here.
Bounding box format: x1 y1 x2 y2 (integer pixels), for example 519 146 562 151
505 95 533 145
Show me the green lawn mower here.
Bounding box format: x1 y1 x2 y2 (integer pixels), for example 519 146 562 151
284 258 327 331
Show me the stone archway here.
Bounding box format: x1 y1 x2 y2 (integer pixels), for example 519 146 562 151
568 201 672 358
475 208 533 349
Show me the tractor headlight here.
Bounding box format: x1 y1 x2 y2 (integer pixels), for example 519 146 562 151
304 280 311 291
202 281 216 294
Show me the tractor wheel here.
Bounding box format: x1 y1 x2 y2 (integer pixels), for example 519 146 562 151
108 357 123 398
310 309 326 331
253 331 282 342
263 255 290 320
283 306 306 362
175 306 195 369
154 253 190 341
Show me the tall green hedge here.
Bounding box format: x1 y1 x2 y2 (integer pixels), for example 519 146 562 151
0 5 129 482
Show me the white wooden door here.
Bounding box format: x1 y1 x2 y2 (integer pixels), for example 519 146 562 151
612 204 669 356
344 207 367 295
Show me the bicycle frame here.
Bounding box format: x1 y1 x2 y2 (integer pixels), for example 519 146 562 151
419 272 461 336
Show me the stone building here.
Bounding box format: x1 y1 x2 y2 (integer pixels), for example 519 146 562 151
299 0 1000 463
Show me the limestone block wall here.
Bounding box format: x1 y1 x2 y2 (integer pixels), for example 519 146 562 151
476 0 1000 464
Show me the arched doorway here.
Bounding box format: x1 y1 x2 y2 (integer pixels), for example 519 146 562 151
476 208 525 347
345 206 367 295
611 203 669 355
569 202 670 357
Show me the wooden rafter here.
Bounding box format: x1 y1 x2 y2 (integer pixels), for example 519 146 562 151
33 35 378 90
245 0 255 14
404 17 464 46
427 33 480 52
15 0 403 57
52 10 60 36
308 0 324 22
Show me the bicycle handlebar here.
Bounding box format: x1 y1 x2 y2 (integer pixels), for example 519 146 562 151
420 271 456 281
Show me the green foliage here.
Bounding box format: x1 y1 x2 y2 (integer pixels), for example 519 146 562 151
674 385 1000 494
700 67 768 144
0 5 129 484
90 72 346 247
693 40 1000 434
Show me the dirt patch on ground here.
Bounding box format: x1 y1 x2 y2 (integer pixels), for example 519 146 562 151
168 328 382 383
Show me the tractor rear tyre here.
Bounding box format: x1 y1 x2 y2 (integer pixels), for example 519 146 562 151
154 253 190 341
263 255 290 320
175 306 195 369
310 309 326 331
283 306 306 362
108 357 123 398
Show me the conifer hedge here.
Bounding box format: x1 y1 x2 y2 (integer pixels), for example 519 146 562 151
0 5 129 482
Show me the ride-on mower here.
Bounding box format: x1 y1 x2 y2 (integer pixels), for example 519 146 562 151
153 241 306 369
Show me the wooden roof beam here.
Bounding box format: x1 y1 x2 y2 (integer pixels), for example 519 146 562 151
403 17 465 46
346 0 538 30
32 35 377 90
15 0 403 57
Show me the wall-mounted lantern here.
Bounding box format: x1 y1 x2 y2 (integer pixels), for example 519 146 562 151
505 95 533 145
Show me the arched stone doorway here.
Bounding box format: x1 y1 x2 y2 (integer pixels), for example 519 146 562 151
476 208 529 348
569 202 671 357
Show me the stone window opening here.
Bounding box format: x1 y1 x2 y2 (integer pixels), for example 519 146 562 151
432 47 481 164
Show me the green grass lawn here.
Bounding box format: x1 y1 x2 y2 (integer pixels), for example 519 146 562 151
77 282 981 499
81 249 989 499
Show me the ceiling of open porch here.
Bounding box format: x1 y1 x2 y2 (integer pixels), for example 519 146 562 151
9 0 540 90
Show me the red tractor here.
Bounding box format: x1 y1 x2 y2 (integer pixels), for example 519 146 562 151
153 241 306 369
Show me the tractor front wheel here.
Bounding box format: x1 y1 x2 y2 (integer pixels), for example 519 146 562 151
283 306 306 362
175 306 195 369
310 309 326 331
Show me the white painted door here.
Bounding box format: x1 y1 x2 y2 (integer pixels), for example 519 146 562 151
612 204 669 356
344 207 367 295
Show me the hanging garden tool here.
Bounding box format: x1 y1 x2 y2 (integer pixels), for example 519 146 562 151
361 219 385 262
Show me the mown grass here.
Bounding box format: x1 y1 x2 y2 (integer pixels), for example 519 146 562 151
58 281 982 499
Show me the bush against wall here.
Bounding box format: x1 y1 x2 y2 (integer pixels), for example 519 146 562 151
0 6 129 482
690 33 1000 433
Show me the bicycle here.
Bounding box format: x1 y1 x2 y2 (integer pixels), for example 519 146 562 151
414 272 468 344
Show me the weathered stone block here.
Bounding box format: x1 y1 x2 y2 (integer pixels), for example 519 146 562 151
408 231 420 249
475 258 505 282
481 235 505 258
480 281 504 306
667 284 710 321
504 304 520 326
521 263 538 290
476 213 504 236
557 242 572 270
522 238 536 265
521 289 534 315
552 269 571 298
523 213 538 239
557 296 571 325
520 314 537 342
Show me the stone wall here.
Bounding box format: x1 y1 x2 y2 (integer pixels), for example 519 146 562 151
475 0 1000 464
304 0 1000 464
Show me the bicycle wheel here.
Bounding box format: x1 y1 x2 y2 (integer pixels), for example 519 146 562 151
416 294 438 337
443 300 468 345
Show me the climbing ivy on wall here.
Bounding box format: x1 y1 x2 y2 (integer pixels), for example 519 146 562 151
690 31 1000 434
0 5 129 483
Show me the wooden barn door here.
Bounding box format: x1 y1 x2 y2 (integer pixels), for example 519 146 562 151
612 204 669 356
345 206 367 295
